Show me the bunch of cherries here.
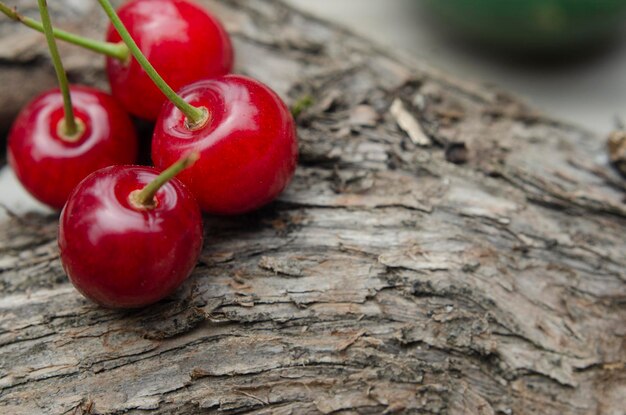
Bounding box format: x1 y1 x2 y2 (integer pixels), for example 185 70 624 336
3 0 298 308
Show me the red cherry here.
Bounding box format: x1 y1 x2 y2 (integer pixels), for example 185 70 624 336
106 0 234 120
58 164 203 308
151 75 298 215
7 85 138 210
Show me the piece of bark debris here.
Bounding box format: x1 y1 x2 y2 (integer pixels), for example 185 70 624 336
607 130 626 176
434 107 465 127
349 105 379 127
190 367 212 380
258 256 303 277
445 142 469 164
335 330 366 352
315 89 342 113
390 98 431 146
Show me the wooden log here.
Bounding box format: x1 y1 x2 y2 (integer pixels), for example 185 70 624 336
0 1 625 414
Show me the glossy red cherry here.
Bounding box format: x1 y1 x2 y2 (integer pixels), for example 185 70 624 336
58 164 203 308
106 0 234 120
151 75 298 215
7 85 138 210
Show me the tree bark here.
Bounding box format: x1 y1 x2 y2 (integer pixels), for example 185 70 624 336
1 1 625 414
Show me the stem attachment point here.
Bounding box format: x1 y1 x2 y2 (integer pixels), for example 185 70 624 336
184 106 210 131
56 117 86 143
129 152 200 210
128 189 157 210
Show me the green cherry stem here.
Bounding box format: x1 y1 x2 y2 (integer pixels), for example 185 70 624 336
0 2 129 62
130 152 200 209
97 0 207 127
37 0 81 138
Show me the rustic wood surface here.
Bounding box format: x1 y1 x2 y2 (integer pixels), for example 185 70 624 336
1 1 625 414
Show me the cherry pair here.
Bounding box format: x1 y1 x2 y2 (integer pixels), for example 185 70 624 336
10 74 298 215
102 0 297 214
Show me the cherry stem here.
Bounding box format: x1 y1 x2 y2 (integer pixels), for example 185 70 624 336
0 2 129 62
131 152 200 209
37 0 81 138
97 0 207 127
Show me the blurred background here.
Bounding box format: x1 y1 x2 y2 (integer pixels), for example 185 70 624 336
287 0 626 134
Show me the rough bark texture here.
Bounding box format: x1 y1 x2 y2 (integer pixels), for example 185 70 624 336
1 1 625 414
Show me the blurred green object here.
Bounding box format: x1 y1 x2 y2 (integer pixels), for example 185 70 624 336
425 0 626 51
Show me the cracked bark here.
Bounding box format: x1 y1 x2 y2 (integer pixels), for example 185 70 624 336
1 1 625 414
